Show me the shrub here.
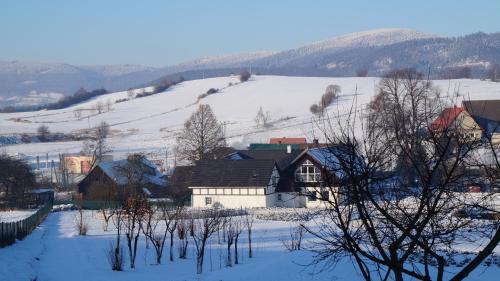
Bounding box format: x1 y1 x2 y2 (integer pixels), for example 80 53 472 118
47 88 108 110
310 104 321 115
115 98 129 103
37 125 50 142
106 242 124 271
206 88 218 95
356 69 369 77
239 70 251 82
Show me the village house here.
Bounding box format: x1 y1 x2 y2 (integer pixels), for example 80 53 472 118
430 106 483 140
187 142 347 208
78 155 167 200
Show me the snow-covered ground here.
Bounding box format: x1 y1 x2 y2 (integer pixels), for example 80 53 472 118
0 210 498 281
0 210 36 223
1 75 500 164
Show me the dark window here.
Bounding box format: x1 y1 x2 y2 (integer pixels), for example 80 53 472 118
308 191 317 201
277 194 282 201
205 197 212 205
320 191 329 200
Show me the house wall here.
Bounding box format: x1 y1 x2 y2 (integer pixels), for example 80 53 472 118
190 187 273 208
455 112 483 141
275 192 306 208
492 133 500 145
304 187 335 208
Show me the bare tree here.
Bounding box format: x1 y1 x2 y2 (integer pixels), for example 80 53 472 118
73 108 83 119
192 209 221 274
226 217 236 266
108 208 125 271
37 124 50 142
281 224 304 251
244 212 254 258
233 217 243 264
95 101 105 114
83 121 111 168
176 104 226 162
142 204 168 264
75 207 88 236
167 206 183 262
177 217 189 259
122 197 147 269
100 190 117 232
106 99 113 112
305 68 500 281
254 106 271 128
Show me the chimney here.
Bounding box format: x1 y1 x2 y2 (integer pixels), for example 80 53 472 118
313 139 319 146
286 144 292 154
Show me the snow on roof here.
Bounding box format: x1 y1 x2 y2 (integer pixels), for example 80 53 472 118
98 157 167 187
306 146 365 179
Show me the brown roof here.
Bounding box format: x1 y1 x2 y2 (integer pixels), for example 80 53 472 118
269 137 307 144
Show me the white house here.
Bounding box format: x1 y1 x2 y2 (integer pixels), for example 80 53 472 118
187 146 348 209
188 159 280 208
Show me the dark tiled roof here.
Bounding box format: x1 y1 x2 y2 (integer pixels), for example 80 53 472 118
170 166 195 186
189 159 276 187
229 149 303 171
464 100 500 121
463 100 500 134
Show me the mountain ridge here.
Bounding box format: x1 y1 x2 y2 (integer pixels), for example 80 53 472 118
1 28 499 107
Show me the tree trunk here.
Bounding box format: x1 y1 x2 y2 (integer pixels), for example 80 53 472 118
234 238 239 264
248 230 253 258
170 232 174 261
197 249 205 274
227 243 232 266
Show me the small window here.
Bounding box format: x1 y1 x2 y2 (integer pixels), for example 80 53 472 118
308 192 317 201
277 194 282 201
205 197 212 205
320 191 329 200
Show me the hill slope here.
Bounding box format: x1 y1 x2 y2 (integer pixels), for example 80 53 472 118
1 75 500 161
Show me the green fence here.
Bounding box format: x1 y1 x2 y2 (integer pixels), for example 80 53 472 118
0 201 53 248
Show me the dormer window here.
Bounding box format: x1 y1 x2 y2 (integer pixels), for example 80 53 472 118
295 160 321 182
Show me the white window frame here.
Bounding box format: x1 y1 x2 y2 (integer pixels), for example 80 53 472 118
295 160 321 183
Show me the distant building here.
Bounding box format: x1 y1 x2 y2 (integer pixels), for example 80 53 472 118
430 106 482 140
62 155 93 174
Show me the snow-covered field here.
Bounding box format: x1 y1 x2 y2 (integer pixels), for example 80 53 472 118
1 75 500 164
0 210 498 281
0 210 36 223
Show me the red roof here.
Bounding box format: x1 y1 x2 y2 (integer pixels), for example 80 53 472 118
430 107 465 131
269 137 307 144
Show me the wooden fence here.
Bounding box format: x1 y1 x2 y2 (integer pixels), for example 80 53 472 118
0 201 53 248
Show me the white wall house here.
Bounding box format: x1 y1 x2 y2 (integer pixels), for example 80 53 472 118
187 146 346 209
188 159 280 208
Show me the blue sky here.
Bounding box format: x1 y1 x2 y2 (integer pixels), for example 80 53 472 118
1 0 499 67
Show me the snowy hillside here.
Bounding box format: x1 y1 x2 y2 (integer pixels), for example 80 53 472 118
1 75 500 163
